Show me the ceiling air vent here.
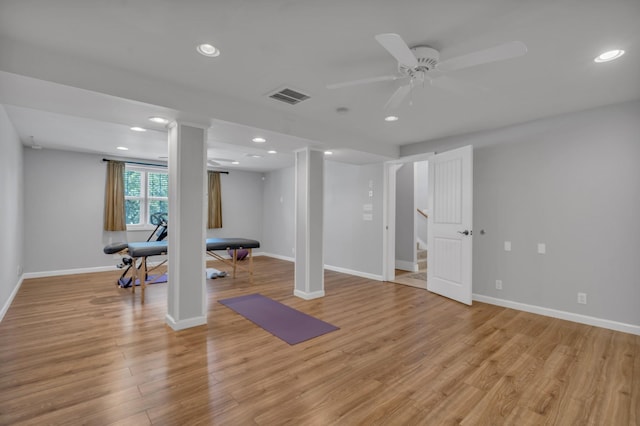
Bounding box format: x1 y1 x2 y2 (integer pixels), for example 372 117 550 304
268 87 310 105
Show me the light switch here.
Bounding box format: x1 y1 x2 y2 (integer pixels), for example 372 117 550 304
537 243 546 254
504 241 511 252
363 213 373 221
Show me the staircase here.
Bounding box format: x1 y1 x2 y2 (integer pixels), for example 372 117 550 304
417 248 427 271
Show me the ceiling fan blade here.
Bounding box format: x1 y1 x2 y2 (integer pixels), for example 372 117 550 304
375 33 418 69
437 41 527 72
384 84 411 110
326 75 399 90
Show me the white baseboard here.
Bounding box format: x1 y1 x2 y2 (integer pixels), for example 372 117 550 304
323 264 384 281
0 275 24 322
395 260 417 272
23 265 118 279
165 314 207 331
293 289 325 300
473 294 640 336
262 253 383 282
261 252 295 262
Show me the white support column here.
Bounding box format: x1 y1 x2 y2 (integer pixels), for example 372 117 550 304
165 122 207 331
294 148 325 299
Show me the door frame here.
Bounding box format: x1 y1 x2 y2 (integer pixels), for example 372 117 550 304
382 152 434 282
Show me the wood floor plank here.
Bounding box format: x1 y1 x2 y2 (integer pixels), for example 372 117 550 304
0 256 638 425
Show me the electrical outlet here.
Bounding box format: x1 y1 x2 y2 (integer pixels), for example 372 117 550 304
537 243 546 254
495 280 503 290
504 241 511 252
577 292 587 304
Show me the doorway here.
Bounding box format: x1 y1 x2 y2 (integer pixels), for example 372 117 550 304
382 153 433 286
383 145 473 305
390 160 429 289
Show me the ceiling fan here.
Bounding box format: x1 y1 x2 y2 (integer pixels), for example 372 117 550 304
327 33 527 109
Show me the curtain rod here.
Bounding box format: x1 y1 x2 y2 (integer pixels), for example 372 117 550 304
102 158 229 174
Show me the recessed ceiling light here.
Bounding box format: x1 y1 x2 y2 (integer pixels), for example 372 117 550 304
117 146 129 151
594 49 625 63
324 151 333 155
267 150 277 154
252 137 266 143
130 126 146 132
149 116 169 124
249 154 262 158
197 43 220 57
384 115 399 122
231 161 240 165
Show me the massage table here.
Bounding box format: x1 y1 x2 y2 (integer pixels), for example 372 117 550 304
104 238 260 303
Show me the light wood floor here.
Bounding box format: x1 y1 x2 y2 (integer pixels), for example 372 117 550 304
1 257 638 425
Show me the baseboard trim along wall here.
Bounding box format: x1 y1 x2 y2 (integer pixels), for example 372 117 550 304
293 289 326 300
262 253 384 282
23 265 118 279
473 294 640 336
261 252 295 262
0 275 24 322
165 314 207 331
323 264 384 281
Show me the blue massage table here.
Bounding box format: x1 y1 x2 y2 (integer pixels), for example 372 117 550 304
104 238 260 303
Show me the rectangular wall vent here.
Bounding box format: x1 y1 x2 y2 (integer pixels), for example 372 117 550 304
268 87 310 105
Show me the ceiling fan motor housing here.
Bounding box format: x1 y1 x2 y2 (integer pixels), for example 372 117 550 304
398 46 440 77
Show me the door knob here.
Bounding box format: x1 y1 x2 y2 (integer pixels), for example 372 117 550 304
458 230 472 236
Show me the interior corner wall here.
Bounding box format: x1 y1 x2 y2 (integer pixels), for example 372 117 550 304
0 105 24 319
401 100 640 327
324 161 384 277
395 163 415 268
205 170 263 242
261 167 295 258
24 149 124 273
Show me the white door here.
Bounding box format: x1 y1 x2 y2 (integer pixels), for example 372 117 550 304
427 145 473 305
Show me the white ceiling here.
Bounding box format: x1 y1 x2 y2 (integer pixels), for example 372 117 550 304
0 1 638 172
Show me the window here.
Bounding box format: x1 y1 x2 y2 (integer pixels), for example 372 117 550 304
124 166 168 227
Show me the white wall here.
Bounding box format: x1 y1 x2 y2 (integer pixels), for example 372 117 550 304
0 105 24 320
324 161 385 278
262 161 385 279
23 149 264 274
206 170 263 242
401 100 640 327
261 167 295 259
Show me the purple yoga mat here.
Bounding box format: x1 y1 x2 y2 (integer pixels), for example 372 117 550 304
219 293 339 345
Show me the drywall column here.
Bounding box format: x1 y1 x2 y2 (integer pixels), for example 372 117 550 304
294 148 324 299
166 122 207 330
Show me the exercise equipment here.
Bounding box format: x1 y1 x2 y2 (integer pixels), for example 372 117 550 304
103 212 168 288
104 235 260 303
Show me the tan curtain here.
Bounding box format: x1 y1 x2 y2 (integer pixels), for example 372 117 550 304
208 171 223 229
104 160 126 231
